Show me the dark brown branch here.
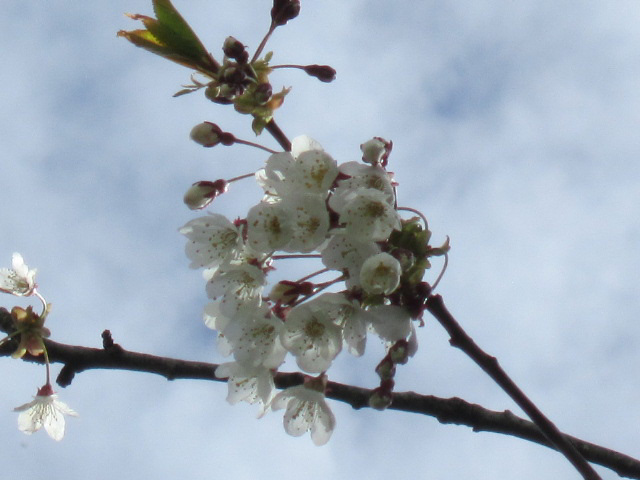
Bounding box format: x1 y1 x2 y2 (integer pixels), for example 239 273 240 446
425 294 602 480
0 317 638 478
264 118 291 151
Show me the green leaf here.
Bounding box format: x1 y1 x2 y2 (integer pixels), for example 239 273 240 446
119 0 218 75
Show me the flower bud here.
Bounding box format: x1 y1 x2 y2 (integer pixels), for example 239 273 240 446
222 36 248 63
183 180 229 210
303 64 336 83
389 339 410 365
269 280 313 305
375 356 396 380
271 0 300 26
254 82 273 104
222 66 246 84
190 122 223 147
190 122 236 147
368 386 393 410
360 137 393 167
360 252 402 296
205 85 233 104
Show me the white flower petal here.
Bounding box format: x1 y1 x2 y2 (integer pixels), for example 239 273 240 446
14 394 77 441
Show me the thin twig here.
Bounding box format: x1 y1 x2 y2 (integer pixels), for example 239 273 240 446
425 294 602 480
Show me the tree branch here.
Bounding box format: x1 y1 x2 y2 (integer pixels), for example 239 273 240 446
264 118 291 151
1 309 638 478
425 294 603 479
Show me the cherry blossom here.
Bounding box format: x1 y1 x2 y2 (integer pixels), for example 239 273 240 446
246 201 294 253
338 188 401 241
206 263 266 316
221 305 287 369
270 385 336 446
280 300 343 373
215 362 275 409
14 385 77 441
257 135 338 198
179 214 243 269
0 253 37 297
321 233 380 289
360 252 402 295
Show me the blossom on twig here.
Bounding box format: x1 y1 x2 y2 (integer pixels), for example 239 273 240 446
14 384 78 441
0 253 37 297
270 383 335 446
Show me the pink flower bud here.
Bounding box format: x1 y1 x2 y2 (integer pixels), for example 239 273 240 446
303 64 336 83
360 137 393 166
271 0 300 26
183 180 228 210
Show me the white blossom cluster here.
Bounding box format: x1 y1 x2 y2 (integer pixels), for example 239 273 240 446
181 134 447 445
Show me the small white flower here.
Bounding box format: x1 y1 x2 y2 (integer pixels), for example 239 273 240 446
203 301 229 331
271 385 336 446
257 135 338 198
179 214 243 269
339 189 401 242
206 263 266 316
329 162 396 212
321 233 380 288
368 305 413 343
0 253 37 296
360 252 402 295
280 300 343 373
310 293 368 356
202 301 235 356
14 387 78 441
246 202 294 253
215 362 275 410
360 137 392 166
280 194 330 253
222 306 287 369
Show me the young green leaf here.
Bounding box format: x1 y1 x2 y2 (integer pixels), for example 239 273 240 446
118 0 219 76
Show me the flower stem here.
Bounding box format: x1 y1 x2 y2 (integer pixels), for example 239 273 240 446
430 252 448 291
234 138 279 154
35 290 48 317
42 345 51 386
397 206 429 231
251 24 276 64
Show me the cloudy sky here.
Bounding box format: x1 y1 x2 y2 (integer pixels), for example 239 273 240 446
1 0 639 478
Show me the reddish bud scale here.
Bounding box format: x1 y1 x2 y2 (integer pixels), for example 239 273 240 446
303 64 337 83
271 0 301 26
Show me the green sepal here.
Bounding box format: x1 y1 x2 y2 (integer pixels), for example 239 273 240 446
402 257 431 286
426 236 451 257
388 218 431 259
252 116 270 135
252 52 274 81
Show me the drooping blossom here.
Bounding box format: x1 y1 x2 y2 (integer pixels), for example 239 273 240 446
270 384 335 446
14 384 77 441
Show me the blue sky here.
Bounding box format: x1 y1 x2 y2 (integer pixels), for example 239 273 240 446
1 1 639 478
